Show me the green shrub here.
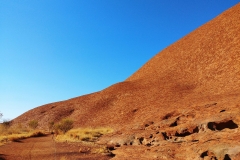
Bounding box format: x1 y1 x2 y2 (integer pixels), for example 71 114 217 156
55 118 73 134
28 120 38 130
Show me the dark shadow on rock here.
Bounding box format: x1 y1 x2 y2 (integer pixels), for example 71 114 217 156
224 154 231 160
208 120 238 131
0 154 6 160
200 151 208 158
12 139 23 143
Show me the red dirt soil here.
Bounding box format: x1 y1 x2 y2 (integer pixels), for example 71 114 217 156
8 3 240 160
0 134 112 160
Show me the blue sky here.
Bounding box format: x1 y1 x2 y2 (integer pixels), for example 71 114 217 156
0 0 239 120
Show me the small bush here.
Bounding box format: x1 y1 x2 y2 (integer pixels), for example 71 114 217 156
55 118 73 134
28 120 38 130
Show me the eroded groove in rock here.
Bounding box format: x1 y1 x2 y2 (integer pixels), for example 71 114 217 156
175 130 192 137
205 103 217 108
175 126 199 137
108 153 116 158
169 120 178 127
162 112 175 120
143 121 154 129
138 137 144 144
207 120 238 131
149 134 153 138
161 132 169 140
200 151 218 160
200 151 208 158
115 144 121 147
146 143 152 147
107 145 115 151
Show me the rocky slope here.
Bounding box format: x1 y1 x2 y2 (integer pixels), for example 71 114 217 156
12 3 240 159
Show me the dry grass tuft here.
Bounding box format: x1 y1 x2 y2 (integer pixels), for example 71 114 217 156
0 123 46 146
0 131 46 145
91 145 110 154
55 127 113 142
54 127 113 155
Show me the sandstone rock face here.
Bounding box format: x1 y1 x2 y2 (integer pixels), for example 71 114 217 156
99 100 240 159
12 3 240 159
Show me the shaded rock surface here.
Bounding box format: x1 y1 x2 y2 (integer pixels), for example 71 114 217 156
12 3 240 159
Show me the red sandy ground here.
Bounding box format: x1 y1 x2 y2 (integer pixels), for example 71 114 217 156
0 135 112 160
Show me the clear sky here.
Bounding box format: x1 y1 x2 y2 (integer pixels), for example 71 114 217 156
0 0 239 120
